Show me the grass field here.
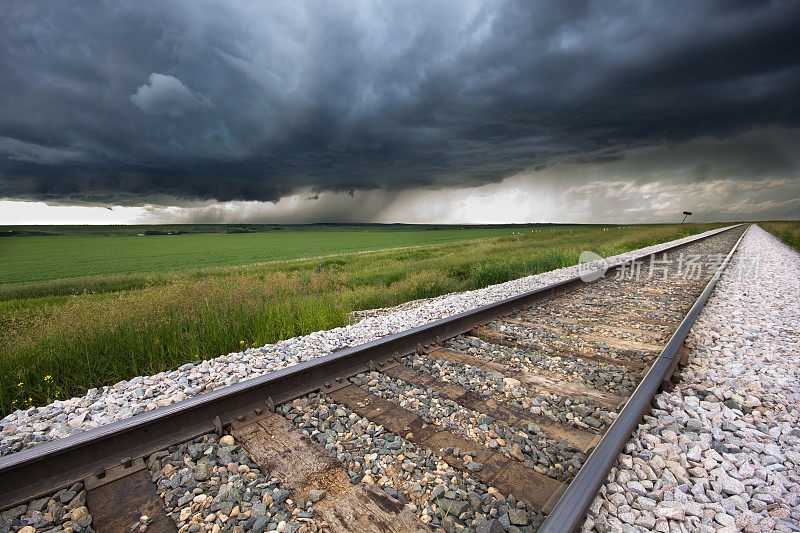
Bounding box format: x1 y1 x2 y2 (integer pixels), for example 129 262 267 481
0 225 543 285
0 223 722 416
760 221 800 252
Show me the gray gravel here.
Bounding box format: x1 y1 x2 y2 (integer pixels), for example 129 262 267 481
444 335 636 398
582 225 800 533
0 226 735 457
405 352 615 431
350 371 585 482
0 483 92 533
148 433 320 533
280 393 544 531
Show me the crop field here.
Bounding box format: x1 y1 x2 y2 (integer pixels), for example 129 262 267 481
0 225 543 285
0 223 723 415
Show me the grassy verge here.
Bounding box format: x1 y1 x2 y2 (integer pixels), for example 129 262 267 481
759 221 800 252
0 223 719 416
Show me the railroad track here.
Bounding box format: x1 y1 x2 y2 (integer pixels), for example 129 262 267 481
0 225 748 533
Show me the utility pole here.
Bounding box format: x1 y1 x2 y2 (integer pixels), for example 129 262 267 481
681 211 693 224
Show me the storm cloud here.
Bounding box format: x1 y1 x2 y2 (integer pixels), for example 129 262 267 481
1 0 799 212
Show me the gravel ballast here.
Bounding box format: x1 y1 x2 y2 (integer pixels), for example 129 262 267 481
280 393 545 531
444 334 636 398
404 351 615 432
148 433 320 533
350 370 585 482
0 483 92 533
582 225 800 533
0 226 736 456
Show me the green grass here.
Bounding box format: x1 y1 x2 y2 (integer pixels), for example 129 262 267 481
760 221 800 252
0 226 555 285
0 223 721 416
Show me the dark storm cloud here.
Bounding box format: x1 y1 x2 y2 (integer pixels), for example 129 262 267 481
1 0 799 206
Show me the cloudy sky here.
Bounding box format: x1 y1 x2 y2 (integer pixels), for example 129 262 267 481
1 0 799 224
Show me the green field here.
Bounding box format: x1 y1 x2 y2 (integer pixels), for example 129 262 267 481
0 225 543 285
0 223 724 416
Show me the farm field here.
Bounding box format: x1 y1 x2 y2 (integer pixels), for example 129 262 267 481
0 225 545 285
0 223 722 416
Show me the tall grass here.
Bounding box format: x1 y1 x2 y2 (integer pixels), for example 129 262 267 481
760 221 800 252
0 224 718 416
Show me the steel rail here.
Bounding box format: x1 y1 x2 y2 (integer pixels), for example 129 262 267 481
538 224 749 533
0 224 743 510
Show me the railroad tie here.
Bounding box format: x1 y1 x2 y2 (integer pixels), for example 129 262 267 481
626 287 697 299
543 316 668 341
84 458 176 533
468 325 647 371
556 297 686 317
231 413 428 533
383 363 602 454
328 384 567 514
535 303 679 328
428 347 628 411
502 316 667 343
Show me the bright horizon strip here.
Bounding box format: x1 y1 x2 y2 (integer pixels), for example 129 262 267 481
0 200 149 225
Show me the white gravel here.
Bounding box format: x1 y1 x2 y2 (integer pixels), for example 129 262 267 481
582 224 800 533
0 225 735 456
